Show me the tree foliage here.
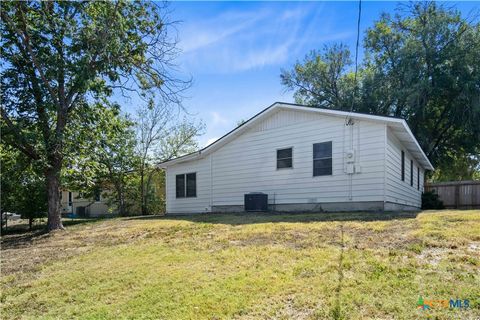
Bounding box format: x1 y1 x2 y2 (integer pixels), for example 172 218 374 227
135 101 204 215
281 2 480 180
0 145 47 229
63 104 139 216
1 1 189 230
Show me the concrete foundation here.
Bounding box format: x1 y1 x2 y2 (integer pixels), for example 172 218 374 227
212 201 386 213
167 201 420 215
383 201 420 212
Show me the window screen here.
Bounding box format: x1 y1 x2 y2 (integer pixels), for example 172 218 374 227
417 167 420 190
176 174 185 198
94 190 101 202
410 160 414 186
313 141 332 176
401 151 405 181
277 148 293 169
186 173 196 197
176 173 196 198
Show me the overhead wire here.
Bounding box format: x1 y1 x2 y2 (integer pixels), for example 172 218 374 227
345 0 362 123
344 0 362 200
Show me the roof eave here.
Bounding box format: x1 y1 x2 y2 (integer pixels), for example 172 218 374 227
400 120 434 171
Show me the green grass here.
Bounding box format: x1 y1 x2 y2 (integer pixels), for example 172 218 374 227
1 210 479 319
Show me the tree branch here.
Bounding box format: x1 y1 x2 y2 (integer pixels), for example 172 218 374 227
1 108 40 160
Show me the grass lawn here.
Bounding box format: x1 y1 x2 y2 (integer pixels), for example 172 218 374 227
1 210 479 319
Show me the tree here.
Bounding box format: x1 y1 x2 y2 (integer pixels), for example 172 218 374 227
429 148 480 182
1 1 189 230
363 2 480 169
0 145 47 230
281 2 480 178
135 101 203 215
281 44 355 109
63 104 139 216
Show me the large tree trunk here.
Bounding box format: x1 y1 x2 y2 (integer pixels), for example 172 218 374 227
46 168 64 231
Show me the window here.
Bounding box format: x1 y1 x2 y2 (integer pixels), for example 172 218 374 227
94 190 101 202
68 192 72 206
176 173 196 198
417 167 420 190
176 174 185 198
313 141 332 176
410 160 414 186
277 148 293 169
401 151 405 181
186 173 196 197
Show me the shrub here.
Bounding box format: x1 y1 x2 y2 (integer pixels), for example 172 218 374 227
422 191 445 209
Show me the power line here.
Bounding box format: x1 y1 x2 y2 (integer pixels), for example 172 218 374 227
353 0 362 106
346 0 362 120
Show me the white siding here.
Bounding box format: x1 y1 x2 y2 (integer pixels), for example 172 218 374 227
165 157 212 213
60 190 112 216
385 128 423 208
166 109 388 213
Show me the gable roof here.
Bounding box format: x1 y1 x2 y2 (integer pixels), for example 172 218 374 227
158 102 434 170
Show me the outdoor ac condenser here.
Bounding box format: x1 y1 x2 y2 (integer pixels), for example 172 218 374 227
244 192 268 212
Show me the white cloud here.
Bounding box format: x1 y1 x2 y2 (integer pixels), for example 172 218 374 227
180 9 269 53
178 5 312 73
204 137 220 147
279 7 307 21
211 111 229 126
177 3 355 75
232 40 293 72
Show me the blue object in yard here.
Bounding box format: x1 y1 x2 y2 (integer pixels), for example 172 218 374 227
66 213 79 219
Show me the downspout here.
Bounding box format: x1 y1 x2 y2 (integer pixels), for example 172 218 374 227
349 120 354 200
210 154 213 212
355 120 361 199
164 168 168 214
383 124 387 211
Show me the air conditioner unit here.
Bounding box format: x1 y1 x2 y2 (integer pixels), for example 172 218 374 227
244 193 268 212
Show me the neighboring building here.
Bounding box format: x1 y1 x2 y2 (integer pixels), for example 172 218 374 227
159 102 434 214
60 189 113 217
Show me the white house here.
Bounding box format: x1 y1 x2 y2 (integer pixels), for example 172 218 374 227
60 189 112 217
159 102 434 214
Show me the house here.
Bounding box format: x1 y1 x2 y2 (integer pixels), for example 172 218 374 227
159 102 434 214
60 189 112 217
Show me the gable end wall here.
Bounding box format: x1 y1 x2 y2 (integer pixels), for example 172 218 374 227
166 109 394 214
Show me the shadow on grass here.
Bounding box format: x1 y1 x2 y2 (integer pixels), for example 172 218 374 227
331 223 346 320
126 211 420 225
1 218 102 248
0 228 50 249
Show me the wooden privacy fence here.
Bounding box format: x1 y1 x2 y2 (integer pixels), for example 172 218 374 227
425 180 480 209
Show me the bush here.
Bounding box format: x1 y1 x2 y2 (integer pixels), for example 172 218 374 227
422 191 445 209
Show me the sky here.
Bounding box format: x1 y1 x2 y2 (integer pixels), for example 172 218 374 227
118 1 479 147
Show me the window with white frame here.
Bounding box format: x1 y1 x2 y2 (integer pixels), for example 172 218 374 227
176 173 196 198
277 148 293 169
313 141 332 176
